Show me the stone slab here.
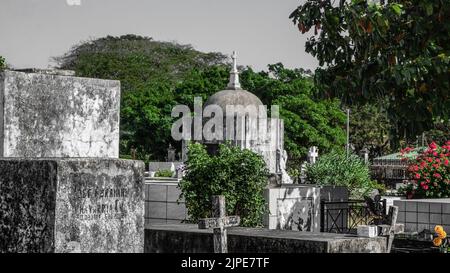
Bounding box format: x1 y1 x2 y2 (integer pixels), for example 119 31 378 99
145 224 387 253
0 70 120 158
144 179 187 226
0 158 144 253
264 185 320 231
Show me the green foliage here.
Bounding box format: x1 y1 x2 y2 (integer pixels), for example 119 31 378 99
349 103 392 157
241 63 346 166
179 143 269 227
422 121 450 145
305 150 382 199
290 1 450 147
154 169 174 178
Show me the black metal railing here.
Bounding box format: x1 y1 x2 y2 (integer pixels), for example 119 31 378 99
320 199 387 234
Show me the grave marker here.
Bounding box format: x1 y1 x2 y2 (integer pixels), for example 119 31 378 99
198 195 240 253
308 146 319 164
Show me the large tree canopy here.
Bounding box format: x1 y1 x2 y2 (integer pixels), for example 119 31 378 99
290 0 450 148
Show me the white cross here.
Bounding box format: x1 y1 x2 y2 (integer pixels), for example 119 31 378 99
227 51 241 90
308 146 319 164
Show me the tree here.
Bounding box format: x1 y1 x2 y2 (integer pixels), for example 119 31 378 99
241 63 346 166
349 103 392 158
290 0 450 149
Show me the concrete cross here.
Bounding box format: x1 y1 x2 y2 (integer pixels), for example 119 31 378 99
198 195 240 253
227 51 241 90
308 146 319 164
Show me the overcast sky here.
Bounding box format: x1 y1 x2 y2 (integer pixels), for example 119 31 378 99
0 0 317 72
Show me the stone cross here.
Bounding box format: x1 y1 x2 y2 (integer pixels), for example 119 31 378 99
198 195 240 253
227 51 241 90
360 148 369 164
307 146 319 164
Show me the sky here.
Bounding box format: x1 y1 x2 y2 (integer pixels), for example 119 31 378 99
0 0 317 72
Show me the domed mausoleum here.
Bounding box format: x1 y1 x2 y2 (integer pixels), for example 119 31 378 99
182 52 290 183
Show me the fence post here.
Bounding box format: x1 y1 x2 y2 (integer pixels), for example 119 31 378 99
320 200 325 232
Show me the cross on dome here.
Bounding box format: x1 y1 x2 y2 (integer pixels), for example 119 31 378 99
227 51 242 90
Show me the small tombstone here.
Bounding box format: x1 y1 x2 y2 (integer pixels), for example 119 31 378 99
360 148 369 164
130 146 137 160
167 144 176 162
307 146 319 164
198 195 240 253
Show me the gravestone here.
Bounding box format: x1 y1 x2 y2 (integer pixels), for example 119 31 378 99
0 70 144 253
198 195 240 253
167 144 176 162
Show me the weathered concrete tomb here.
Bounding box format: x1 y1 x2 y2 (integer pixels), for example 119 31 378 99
0 70 120 158
145 224 387 253
0 158 144 253
0 69 145 253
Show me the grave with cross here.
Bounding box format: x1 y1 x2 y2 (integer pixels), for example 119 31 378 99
198 195 240 253
307 146 319 164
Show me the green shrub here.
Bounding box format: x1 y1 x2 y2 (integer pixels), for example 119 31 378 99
155 169 174 178
179 143 269 227
305 150 381 199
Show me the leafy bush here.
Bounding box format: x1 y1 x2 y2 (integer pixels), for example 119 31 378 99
305 150 382 199
402 141 450 198
179 143 269 227
155 169 174 178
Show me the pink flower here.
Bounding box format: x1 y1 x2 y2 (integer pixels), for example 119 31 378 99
434 173 442 179
445 159 449 166
415 173 421 179
430 142 438 150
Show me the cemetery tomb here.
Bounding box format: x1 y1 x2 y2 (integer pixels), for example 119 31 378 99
0 158 144 253
0 70 145 253
145 224 388 253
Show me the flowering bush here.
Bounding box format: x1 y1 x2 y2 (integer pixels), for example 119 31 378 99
432 225 449 253
402 141 450 198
